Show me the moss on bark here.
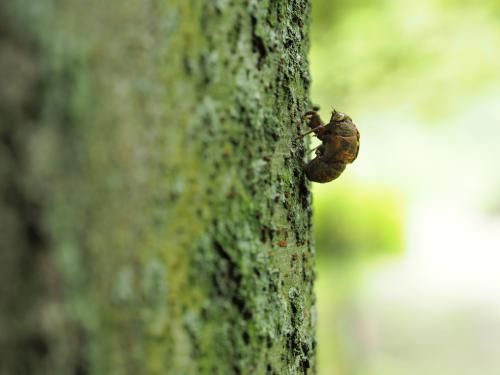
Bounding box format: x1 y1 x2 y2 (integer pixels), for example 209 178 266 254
0 1 315 374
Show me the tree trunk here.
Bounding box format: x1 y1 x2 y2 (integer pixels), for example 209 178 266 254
0 1 315 374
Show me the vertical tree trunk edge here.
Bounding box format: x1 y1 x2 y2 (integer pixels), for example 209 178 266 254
0 1 316 374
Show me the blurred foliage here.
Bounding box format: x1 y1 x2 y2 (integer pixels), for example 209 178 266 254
310 0 500 124
313 182 404 262
311 0 500 374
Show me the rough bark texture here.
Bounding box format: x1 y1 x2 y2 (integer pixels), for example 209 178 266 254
0 1 315 374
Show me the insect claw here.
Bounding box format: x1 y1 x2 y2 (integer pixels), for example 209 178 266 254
304 109 317 117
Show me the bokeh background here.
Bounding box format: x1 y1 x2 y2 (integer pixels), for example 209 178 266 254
309 0 500 374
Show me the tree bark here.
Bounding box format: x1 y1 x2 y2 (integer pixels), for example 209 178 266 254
0 1 315 374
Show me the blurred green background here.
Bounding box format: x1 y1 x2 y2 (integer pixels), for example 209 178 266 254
310 0 500 374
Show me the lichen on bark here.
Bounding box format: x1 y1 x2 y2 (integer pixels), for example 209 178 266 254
0 1 316 374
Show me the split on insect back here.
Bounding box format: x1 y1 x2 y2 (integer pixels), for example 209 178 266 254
298 107 360 183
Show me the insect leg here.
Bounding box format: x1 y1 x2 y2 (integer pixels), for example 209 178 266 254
308 145 321 154
295 124 327 140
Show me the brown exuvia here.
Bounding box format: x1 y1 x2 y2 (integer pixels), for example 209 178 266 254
300 108 360 183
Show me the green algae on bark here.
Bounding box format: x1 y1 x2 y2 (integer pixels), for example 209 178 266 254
0 1 316 374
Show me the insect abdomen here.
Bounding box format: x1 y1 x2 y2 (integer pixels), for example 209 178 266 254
305 158 346 183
